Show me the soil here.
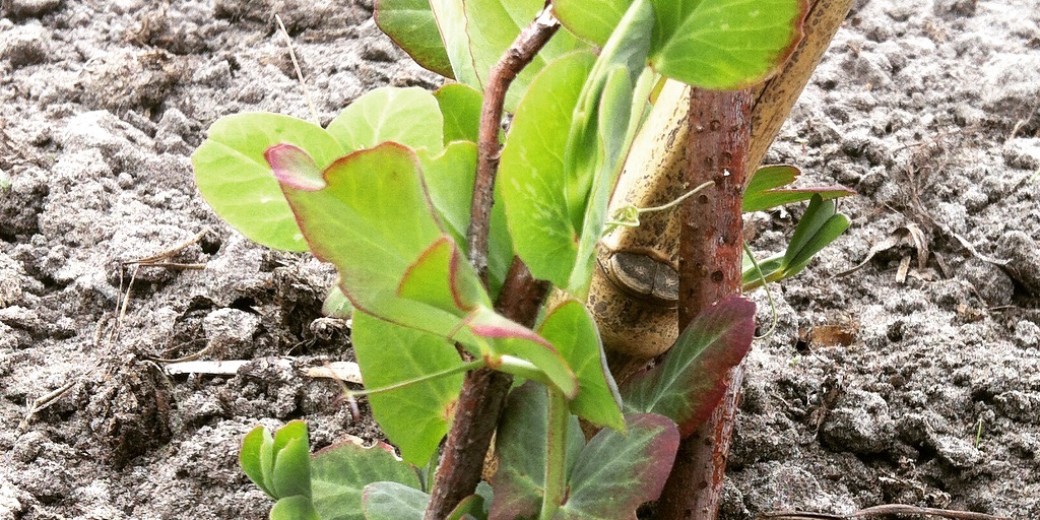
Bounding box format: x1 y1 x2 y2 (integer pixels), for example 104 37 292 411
0 1 1038 519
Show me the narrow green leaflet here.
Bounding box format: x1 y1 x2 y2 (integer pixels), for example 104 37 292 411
241 426 274 497
362 482 429 520
352 311 465 466
434 83 483 144
270 496 321 520
783 195 850 272
743 165 855 212
268 142 463 337
553 414 680 520
538 300 623 430
650 0 808 88
375 0 454 78
622 296 756 436
500 51 596 288
327 87 444 155
240 421 312 500
271 421 312 500
311 439 422 520
192 113 345 251
489 383 585 520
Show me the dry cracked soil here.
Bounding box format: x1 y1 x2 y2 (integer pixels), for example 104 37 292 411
1 0 1039 519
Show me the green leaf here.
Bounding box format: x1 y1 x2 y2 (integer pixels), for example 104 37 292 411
269 142 462 337
429 0 482 88
398 236 490 315
553 0 629 45
622 296 756 436
327 87 444 155
564 1 656 297
352 311 465 466
783 195 850 273
192 113 345 252
311 440 422 520
362 482 429 520
500 51 597 288
418 141 479 252
375 0 454 78
462 0 589 111
554 0 809 89
271 420 312 499
466 307 579 399
553 414 680 520
447 495 487 520
538 300 624 430
649 0 808 89
489 383 585 520
743 165 855 212
270 496 320 520
418 141 512 299
241 425 275 498
434 83 483 143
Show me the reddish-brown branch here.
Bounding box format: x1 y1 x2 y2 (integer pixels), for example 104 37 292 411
654 89 752 520
428 8 561 517
425 259 549 519
468 4 560 285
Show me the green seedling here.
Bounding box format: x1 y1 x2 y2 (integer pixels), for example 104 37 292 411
192 0 850 518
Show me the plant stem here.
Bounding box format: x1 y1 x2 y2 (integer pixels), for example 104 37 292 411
425 8 562 519
467 5 561 285
653 88 752 520
540 388 570 520
425 259 550 520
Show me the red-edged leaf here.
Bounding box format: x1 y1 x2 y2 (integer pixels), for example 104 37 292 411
398 236 489 314
621 296 755 437
554 413 680 520
489 383 585 520
269 142 464 337
743 164 855 212
465 307 579 399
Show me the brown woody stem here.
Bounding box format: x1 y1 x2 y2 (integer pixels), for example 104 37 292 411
427 7 560 519
467 5 560 285
654 88 752 520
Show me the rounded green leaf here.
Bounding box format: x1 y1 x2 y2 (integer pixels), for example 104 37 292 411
192 113 345 251
352 311 465 466
553 0 629 45
327 87 444 155
241 425 275 497
649 0 809 89
272 421 312 499
311 440 422 520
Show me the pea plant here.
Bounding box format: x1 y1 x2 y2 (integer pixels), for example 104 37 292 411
191 1 853 519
